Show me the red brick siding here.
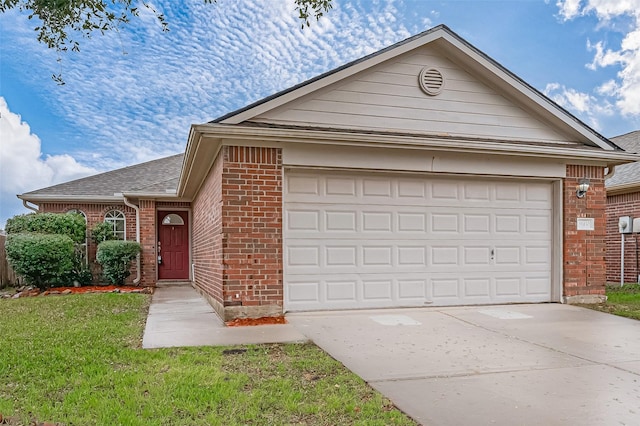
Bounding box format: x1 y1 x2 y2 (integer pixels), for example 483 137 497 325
138 200 156 286
606 191 640 283
192 151 224 306
221 146 283 309
563 165 606 297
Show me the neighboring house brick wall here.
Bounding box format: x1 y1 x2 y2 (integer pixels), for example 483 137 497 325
606 191 640 283
563 165 607 302
192 146 283 320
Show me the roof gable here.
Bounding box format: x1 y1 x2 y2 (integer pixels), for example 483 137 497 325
215 25 616 151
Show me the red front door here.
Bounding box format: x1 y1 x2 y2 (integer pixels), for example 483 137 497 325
157 211 190 280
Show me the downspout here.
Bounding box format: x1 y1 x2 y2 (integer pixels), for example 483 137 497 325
22 200 39 213
123 196 141 285
604 165 616 179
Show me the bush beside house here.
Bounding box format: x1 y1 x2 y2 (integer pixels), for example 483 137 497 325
96 240 141 285
4 212 139 289
5 233 75 290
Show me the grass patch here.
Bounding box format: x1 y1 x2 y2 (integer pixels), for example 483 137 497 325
0 294 415 426
585 284 640 320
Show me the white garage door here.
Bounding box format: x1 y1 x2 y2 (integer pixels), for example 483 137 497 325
284 170 553 311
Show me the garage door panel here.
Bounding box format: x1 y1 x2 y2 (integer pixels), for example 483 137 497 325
286 240 550 274
284 171 553 311
286 204 550 239
285 174 552 209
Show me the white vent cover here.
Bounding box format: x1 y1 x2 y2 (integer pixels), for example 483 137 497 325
418 67 444 96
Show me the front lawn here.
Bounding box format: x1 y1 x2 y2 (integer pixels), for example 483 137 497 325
587 284 640 320
0 294 415 426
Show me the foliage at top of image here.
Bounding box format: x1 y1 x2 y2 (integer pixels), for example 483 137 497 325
0 0 334 83
5 212 86 243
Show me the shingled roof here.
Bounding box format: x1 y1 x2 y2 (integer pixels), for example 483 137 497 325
606 131 640 189
20 154 184 200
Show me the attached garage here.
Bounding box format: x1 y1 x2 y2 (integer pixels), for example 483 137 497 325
284 170 555 311
176 25 635 320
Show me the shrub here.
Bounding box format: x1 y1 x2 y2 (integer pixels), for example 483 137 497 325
6 212 86 243
96 240 141 285
5 233 75 290
60 245 94 287
90 221 118 245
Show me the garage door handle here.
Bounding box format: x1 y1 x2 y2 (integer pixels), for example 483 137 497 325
490 249 495 261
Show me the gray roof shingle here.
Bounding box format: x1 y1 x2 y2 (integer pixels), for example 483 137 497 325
21 154 183 198
606 131 640 188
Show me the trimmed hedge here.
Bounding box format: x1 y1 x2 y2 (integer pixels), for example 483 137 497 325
96 240 141 285
5 233 75 290
6 213 86 244
90 221 118 245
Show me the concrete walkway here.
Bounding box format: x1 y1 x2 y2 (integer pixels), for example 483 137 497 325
141 285 307 349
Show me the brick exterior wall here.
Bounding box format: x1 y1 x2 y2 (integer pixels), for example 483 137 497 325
138 199 156 286
606 191 640 283
192 146 283 320
563 165 607 301
192 150 224 308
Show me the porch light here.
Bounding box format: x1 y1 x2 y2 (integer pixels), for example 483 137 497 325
576 178 590 198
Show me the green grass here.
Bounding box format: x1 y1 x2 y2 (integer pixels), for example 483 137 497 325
0 294 415 426
586 284 640 320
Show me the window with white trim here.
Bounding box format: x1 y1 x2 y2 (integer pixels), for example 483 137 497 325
105 210 126 240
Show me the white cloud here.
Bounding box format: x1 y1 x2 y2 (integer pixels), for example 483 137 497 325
0 97 98 226
544 82 614 129
557 0 640 116
0 0 422 170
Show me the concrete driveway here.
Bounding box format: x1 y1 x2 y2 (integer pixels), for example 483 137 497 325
287 304 640 425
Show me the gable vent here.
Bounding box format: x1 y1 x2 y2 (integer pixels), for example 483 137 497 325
418 67 444 96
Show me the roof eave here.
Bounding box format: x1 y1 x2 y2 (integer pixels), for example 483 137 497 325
177 125 222 199
191 123 637 164
17 194 124 204
606 183 640 196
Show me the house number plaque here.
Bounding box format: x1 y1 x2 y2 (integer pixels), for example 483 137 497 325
577 218 595 231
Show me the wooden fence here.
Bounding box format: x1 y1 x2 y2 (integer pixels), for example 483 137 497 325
0 233 21 288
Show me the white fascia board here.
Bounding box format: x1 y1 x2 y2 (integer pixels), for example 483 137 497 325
17 194 123 203
606 183 640 195
439 33 613 150
192 124 638 164
177 125 222 198
120 192 186 201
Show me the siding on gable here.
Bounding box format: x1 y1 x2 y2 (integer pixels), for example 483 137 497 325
253 45 569 144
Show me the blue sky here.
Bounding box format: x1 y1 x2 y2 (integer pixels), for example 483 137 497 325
2 0 640 227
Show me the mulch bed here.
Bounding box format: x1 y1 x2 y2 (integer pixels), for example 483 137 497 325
225 316 287 327
43 286 153 295
2 286 153 299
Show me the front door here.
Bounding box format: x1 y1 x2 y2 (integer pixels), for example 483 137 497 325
157 210 190 280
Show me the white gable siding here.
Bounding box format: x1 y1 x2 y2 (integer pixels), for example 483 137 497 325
253 45 570 144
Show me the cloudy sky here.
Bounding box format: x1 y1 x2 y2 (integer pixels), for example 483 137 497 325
2 0 640 227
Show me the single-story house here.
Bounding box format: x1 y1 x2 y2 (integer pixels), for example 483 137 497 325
605 130 640 283
19 25 636 320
